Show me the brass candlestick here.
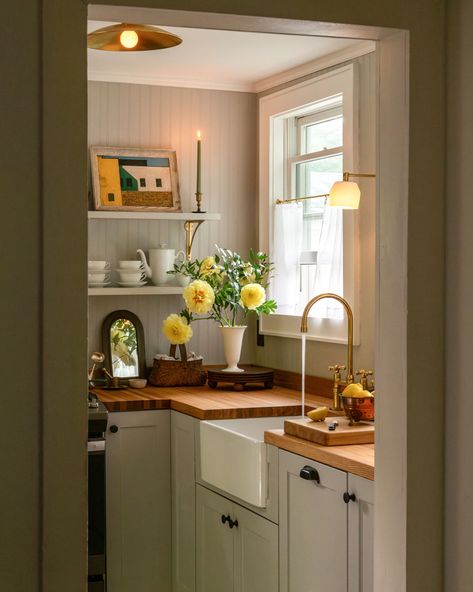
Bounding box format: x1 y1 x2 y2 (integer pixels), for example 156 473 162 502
193 191 205 214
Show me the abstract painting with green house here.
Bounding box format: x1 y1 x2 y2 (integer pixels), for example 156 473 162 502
90 147 181 211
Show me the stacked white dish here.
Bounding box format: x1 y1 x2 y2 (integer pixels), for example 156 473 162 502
115 260 148 287
88 260 111 287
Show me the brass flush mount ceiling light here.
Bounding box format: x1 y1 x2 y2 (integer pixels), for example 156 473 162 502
87 23 183 51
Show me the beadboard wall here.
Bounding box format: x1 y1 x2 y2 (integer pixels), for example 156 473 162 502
256 52 377 378
88 81 257 365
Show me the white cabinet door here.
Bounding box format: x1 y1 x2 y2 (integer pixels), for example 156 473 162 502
279 450 348 592
234 504 278 592
171 411 197 592
347 474 374 592
196 485 234 592
106 410 171 592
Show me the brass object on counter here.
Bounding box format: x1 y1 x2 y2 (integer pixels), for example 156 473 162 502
341 395 375 425
328 364 345 409
300 293 354 411
356 369 373 391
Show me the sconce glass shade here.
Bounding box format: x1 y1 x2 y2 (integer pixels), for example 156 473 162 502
87 23 182 51
328 181 361 209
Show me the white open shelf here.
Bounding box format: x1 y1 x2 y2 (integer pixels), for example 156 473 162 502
88 286 184 296
88 211 221 221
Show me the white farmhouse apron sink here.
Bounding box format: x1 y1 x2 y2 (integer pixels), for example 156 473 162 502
199 416 293 508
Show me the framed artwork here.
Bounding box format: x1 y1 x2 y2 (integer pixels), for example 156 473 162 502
90 146 181 211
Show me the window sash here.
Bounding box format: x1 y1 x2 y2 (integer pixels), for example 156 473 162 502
258 64 359 343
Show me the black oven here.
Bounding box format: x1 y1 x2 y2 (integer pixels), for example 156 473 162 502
88 394 108 591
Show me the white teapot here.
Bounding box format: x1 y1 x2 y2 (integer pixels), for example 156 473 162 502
136 245 186 286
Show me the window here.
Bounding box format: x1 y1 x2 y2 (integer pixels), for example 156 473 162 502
258 65 358 343
156 178 162 187
140 178 146 188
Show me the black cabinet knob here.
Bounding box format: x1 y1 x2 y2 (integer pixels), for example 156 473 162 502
343 492 357 504
110 425 119 433
221 514 238 528
299 465 320 483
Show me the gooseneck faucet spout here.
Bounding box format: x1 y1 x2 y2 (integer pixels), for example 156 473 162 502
300 293 354 385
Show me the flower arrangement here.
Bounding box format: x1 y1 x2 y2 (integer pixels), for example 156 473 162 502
164 246 277 331
160 247 276 372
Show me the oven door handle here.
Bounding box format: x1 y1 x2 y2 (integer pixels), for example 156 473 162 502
88 440 105 453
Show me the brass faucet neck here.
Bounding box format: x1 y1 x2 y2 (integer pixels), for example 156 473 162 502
300 293 354 381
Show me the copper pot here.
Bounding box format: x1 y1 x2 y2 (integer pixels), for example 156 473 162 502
342 395 375 424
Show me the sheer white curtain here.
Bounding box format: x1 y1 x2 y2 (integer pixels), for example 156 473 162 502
311 204 344 319
272 202 303 314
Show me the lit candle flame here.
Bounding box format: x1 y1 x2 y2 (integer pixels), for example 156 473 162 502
197 130 201 140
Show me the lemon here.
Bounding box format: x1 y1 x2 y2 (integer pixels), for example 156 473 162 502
307 406 329 422
342 383 364 397
347 389 373 398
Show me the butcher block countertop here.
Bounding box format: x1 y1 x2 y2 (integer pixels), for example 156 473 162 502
93 383 334 420
93 382 374 479
265 429 374 480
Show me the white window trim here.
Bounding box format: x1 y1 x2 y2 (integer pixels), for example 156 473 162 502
258 64 360 344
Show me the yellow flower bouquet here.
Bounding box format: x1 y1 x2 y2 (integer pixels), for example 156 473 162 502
163 247 276 373
168 246 277 327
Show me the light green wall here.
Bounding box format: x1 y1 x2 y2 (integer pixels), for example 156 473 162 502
0 3 41 591
1 1 446 591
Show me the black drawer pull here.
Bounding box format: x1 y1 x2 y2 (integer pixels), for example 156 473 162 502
299 465 320 483
343 492 357 504
221 514 238 528
109 425 119 433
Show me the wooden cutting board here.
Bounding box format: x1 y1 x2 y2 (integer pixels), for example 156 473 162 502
284 416 374 446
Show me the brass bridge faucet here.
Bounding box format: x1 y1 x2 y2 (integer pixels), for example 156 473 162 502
300 293 354 411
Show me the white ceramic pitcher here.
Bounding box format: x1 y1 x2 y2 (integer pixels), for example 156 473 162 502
136 245 186 286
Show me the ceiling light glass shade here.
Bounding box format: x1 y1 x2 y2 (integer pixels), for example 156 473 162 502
328 181 361 209
87 23 183 51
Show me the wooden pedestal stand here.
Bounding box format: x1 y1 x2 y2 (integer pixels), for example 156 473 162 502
207 365 274 391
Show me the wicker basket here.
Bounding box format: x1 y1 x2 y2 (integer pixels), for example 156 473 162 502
148 344 207 387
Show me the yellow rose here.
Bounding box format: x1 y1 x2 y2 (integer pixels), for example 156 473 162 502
162 314 193 345
240 283 266 310
200 256 216 277
183 279 215 314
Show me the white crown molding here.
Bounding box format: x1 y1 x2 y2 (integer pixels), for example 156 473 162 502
87 70 254 93
254 40 376 93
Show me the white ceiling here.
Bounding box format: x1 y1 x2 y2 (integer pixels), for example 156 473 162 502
87 21 375 93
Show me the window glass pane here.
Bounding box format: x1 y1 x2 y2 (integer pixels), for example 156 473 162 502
295 153 343 209
304 116 343 154
303 215 323 251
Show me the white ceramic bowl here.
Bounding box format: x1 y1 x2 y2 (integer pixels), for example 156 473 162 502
88 260 110 270
119 260 143 270
129 378 147 388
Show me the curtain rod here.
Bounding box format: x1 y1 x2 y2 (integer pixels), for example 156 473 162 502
275 193 329 205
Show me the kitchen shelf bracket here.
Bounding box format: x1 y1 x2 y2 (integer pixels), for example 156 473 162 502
184 220 204 260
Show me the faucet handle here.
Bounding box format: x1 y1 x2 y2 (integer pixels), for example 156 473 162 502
356 369 373 377
355 369 373 390
329 364 346 373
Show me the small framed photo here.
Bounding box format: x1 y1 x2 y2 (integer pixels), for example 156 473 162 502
90 146 181 212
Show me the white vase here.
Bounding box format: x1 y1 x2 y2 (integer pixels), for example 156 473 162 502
219 326 247 373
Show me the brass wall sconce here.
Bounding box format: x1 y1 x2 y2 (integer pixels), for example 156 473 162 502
275 171 376 210
328 172 376 209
